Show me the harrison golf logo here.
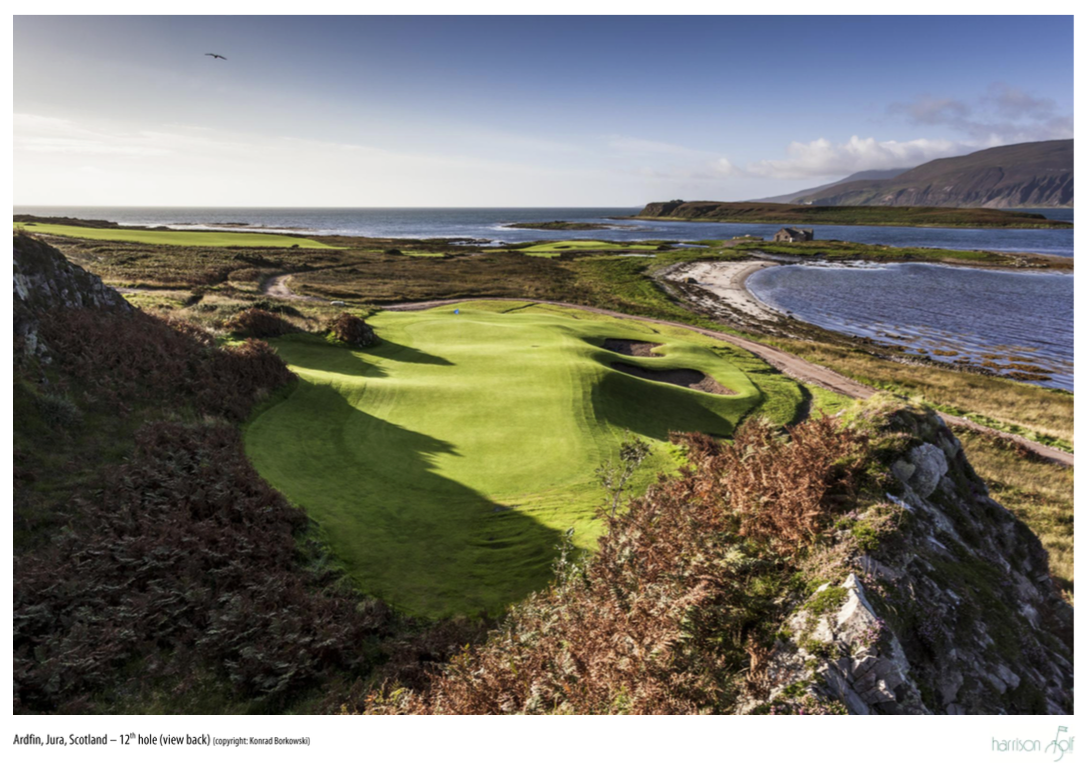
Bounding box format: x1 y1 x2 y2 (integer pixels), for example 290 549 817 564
993 727 1074 762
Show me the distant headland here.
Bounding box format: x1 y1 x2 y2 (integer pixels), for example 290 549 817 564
628 200 1073 229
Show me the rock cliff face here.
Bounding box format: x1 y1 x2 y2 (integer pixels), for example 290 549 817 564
13 233 132 358
740 405 1073 715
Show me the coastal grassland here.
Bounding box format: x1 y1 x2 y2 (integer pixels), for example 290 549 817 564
771 337 1073 450
36 233 1072 453
731 240 1070 270
14 222 338 249
289 250 584 302
516 240 660 255
244 303 804 617
286 248 713 320
32 238 371 290
952 428 1073 597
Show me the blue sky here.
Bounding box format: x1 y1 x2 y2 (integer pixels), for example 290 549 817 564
14 15 1074 206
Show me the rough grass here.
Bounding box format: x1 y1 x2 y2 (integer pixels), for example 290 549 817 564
954 428 1074 597
14 222 338 249
38 239 366 290
291 251 583 302
771 338 1073 449
244 302 803 617
516 240 660 255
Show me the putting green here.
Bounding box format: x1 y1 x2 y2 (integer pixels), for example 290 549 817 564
13 222 337 249
244 301 803 617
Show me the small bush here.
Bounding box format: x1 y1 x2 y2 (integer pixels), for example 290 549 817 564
329 313 378 347
36 392 83 429
225 308 297 338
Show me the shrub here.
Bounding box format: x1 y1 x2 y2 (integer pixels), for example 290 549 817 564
41 308 296 422
35 392 83 429
14 423 388 712
225 308 297 337
329 313 378 347
685 415 868 554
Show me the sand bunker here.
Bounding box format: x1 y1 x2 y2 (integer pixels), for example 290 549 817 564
602 338 664 357
611 362 735 395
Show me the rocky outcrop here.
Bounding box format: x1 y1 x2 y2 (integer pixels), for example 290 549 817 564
637 200 688 218
13 232 132 358
739 403 1073 715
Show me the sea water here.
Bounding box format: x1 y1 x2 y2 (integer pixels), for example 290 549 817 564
747 262 1073 390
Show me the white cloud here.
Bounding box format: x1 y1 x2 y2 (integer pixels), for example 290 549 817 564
742 135 963 179
724 83 1073 183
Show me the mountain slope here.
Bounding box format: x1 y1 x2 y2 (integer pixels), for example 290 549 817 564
755 168 910 204
793 140 1072 208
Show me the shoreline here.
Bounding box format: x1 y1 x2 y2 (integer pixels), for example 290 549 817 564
665 259 780 321
683 258 1072 393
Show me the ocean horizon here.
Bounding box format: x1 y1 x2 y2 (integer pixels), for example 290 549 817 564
13 205 1075 256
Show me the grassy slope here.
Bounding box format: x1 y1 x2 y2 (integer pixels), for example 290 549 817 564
244 302 803 617
770 337 1073 450
14 222 338 249
952 428 1073 597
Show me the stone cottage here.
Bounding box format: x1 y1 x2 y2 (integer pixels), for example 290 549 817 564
773 227 814 243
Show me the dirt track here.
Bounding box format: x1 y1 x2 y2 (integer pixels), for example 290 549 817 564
259 273 326 303
379 296 1073 467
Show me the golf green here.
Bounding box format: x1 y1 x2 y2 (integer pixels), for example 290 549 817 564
244 302 803 617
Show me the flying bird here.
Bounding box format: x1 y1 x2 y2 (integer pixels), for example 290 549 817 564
205 53 227 60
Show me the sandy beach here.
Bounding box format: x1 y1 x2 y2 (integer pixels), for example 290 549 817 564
666 260 779 320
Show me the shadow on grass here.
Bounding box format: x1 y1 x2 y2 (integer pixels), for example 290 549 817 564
590 367 747 442
247 376 563 619
272 334 453 379
367 337 454 368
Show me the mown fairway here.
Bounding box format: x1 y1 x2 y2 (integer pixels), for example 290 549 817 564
245 302 803 617
14 222 337 249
